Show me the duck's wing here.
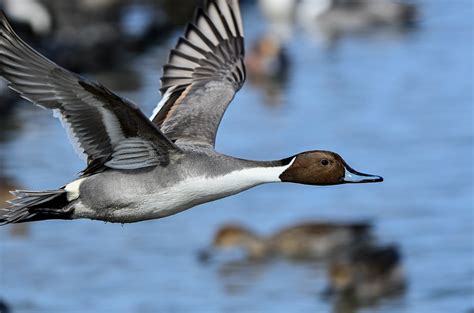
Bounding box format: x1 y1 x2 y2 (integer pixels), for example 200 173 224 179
151 0 246 148
0 13 181 173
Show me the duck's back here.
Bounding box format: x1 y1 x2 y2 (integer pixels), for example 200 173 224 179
268 222 372 259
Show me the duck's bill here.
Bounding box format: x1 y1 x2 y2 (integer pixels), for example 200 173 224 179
197 247 216 264
342 162 383 184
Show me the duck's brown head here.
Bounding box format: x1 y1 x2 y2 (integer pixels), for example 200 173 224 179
205 224 268 260
213 224 260 248
279 151 383 186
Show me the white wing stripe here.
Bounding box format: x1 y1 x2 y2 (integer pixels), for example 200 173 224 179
229 0 244 36
175 42 205 59
187 30 212 52
98 107 125 146
196 17 219 46
208 3 228 39
53 109 87 160
217 0 237 37
150 87 174 121
169 53 200 68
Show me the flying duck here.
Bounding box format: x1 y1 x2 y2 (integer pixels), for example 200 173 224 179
0 0 382 225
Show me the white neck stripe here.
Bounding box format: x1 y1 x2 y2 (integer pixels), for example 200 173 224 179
231 157 295 184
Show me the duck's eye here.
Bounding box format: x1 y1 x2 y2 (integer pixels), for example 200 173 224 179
321 159 330 166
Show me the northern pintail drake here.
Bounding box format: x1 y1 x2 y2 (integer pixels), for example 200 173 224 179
325 244 406 304
203 221 373 260
0 0 382 225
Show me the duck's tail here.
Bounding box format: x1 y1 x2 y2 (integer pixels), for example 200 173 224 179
0 189 72 225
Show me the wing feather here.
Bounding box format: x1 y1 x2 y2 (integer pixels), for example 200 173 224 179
0 12 181 173
151 0 246 148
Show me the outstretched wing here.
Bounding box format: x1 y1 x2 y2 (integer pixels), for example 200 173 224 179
0 13 181 172
151 0 246 148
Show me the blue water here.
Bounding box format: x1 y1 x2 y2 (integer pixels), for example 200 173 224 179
1 1 473 312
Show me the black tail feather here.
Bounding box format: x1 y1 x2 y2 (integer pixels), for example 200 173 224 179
1 189 72 225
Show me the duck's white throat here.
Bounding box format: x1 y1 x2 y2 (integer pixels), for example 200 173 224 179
182 158 296 198
144 158 297 218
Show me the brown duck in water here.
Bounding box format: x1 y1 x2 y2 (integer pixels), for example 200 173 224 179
325 244 406 304
202 221 373 261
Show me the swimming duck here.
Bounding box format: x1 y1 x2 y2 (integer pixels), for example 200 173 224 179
260 0 416 39
295 0 415 32
325 244 406 304
298 0 417 40
0 0 382 225
205 221 373 260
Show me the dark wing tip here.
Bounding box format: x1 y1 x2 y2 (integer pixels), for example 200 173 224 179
0 11 12 36
160 0 245 92
0 10 8 23
0 11 18 38
153 0 245 135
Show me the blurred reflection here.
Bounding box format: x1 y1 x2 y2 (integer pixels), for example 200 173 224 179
198 240 268 295
324 244 406 311
246 34 291 107
217 259 268 295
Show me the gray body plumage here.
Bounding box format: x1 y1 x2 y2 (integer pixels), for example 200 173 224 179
74 147 282 223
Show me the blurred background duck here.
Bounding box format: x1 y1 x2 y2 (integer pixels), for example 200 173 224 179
0 299 10 313
0 0 53 40
259 0 417 41
202 221 373 261
325 244 406 305
0 178 29 238
0 0 172 73
246 34 290 105
298 0 417 40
